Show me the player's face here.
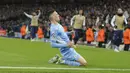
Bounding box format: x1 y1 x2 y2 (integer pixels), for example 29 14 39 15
32 12 36 16
52 11 60 22
79 10 83 15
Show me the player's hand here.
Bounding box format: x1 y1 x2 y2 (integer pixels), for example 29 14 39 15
72 45 77 48
67 42 77 48
38 10 40 12
70 30 75 34
113 25 117 30
83 26 86 30
67 42 73 48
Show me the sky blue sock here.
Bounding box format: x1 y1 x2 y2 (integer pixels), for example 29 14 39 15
63 60 81 66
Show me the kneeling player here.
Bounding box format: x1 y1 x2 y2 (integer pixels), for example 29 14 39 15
48 9 87 66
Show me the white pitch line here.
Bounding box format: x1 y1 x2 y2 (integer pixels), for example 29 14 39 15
0 66 130 71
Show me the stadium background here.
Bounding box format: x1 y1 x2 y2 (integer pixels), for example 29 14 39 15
0 0 129 40
0 0 130 73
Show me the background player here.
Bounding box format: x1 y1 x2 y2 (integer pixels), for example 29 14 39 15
71 9 86 45
111 8 127 52
24 10 41 41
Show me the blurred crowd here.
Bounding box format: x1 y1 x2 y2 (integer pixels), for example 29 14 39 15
0 0 129 24
0 0 130 43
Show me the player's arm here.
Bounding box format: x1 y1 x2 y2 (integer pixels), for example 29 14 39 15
105 14 109 24
50 31 68 48
65 31 74 35
83 16 86 30
37 10 41 18
70 15 75 26
66 32 71 35
24 12 32 18
96 16 100 25
83 16 86 26
124 15 128 25
50 34 73 48
50 39 73 48
51 40 68 48
111 15 116 29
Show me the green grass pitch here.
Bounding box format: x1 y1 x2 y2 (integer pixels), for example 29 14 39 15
0 37 130 73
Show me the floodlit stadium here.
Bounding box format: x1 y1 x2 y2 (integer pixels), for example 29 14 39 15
0 0 130 73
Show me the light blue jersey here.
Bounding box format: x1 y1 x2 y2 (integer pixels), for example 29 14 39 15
50 23 80 61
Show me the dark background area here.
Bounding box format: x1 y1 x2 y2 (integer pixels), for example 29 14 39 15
0 0 104 4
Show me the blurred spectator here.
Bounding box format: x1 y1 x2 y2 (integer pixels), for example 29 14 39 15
0 0 130 45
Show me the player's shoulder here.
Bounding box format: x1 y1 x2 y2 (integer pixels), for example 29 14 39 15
58 24 64 31
123 15 126 18
50 24 60 30
58 23 62 27
50 24 56 30
112 15 116 18
74 15 78 17
50 24 59 34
